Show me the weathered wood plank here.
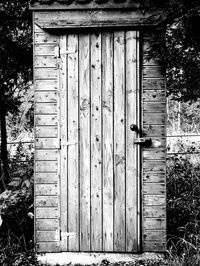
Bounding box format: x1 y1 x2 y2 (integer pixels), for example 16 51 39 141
143 173 166 183
102 32 114 252
143 90 165 102
143 242 166 252
34 24 45 33
34 10 163 29
114 31 125 252
36 207 59 219
35 56 57 68
143 218 166 230
35 126 58 138
35 68 58 80
143 206 165 218
143 183 165 195
35 184 58 195
35 173 58 184
67 34 79 252
36 196 59 207
35 149 58 161
35 79 58 91
36 242 60 252
79 34 91 251
143 195 165 206
59 34 68 251
143 78 165 90
143 230 166 241
35 161 58 173
35 33 58 44
35 91 57 102
143 148 165 160
143 113 165 125
125 30 138 253
90 32 102 252
36 219 59 231
35 103 57 114
35 115 57 126
35 44 56 55
35 138 59 149
143 125 165 137
143 160 165 172
36 231 57 242
143 102 165 113
148 138 165 148
143 66 164 78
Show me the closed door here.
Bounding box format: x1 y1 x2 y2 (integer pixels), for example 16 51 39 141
59 30 140 252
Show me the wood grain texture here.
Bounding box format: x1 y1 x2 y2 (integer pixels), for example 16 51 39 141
143 195 165 206
143 218 166 230
35 68 58 80
143 78 165 90
113 31 125 252
67 34 79 251
59 34 68 251
35 103 57 114
125 30 138 252
142 34 166 252
143 242 166 252
35 91 57 102
143 173 166 183
35 79 58 91
143 183 165 195
35 184 58 195
35 44 56 55
35 173 58 184
35 138 59 149
36 242 60 252
35 56 57 68
36 196 59 207
36 219 59 231
143 90 165 102
90 32 102 251
102 32 114 252
35 126 58 138
35 161 58 173
36 207 59 219
79 34 91 251
143 230 166 241
34 10 163 29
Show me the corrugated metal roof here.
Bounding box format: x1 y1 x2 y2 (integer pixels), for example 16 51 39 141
30 0 150 7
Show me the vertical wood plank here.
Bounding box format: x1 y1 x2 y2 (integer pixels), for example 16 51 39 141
59 34 68 251
90 33 102 251
113 31 126 252
102 32 114 252
67 34 79 251
125 31 138 252
79 34 91 251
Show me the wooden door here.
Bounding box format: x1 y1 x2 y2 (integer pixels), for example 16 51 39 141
59 30 140 253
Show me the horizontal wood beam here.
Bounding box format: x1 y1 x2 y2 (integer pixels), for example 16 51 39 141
34 10 164 29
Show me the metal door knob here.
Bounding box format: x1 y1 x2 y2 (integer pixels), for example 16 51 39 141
130 124 138 132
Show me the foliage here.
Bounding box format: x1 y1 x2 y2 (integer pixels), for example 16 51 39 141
167 152 200 238
146 0 200 101
0 0 32 113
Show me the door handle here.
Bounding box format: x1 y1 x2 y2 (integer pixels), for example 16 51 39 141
133 137 152 146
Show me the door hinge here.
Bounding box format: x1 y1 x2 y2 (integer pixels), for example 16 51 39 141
59 139 77 149
54 45 77 58
61 232 77 238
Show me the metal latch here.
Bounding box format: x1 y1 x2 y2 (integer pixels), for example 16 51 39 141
60 140 77 147
133 138 152 145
